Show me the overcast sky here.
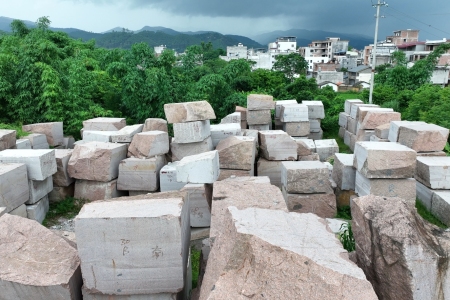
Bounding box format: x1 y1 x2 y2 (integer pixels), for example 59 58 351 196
2 0 449 40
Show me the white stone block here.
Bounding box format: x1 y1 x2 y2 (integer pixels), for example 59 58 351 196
220 112 241 124
344 99 364 114
431 191 450 226
332 153 356 191
283 121 310 137
170 136 213 162
349 104 380 120
279 104 308 122
117 156 166 191
339 126 346 139
339 112 349 128
83 130 115 143
128 131 169 158
27 176 53 205
75 197 190 295
181 184 212 227
247 94 275 110
0 149 56 180
416 156 450 189
308 130 324 141
176 151 219 184
63 136 76 149
15 139 31 149
26 195 49 224
111 124 144 143
416 181 434 211
160 163 187 192
9 204 27 218
309 119 321 133
83 117 126 131
388 121 426 143
275 100 297 118
259 130 297 161
0 129 16 151
173 120 211 144
210 123 241 148
370 135 388 142
248 124 270 131
247 109 272 125
0 207 6 217
314 139 339 162
23 133 49 149
0 163 29 212
281 161 330 194
347 117 357 134
302 100 325 119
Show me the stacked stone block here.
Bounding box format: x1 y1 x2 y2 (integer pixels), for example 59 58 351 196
48 149 75 202
302 100 325 140
279 103 310 137
23 133 50 149
247 94 275 131
216 136 256 179
331 153 357 207
235 106 248 129
275 100 297 130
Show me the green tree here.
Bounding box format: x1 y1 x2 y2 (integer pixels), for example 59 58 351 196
272 53 308 81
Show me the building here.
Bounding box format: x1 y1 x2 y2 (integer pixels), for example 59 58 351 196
223 43 248 61
347 65 371 85
154 45 167 57
299 37 348 73
318 81 339 92
385 29 419 46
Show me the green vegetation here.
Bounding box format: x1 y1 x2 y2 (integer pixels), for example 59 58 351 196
335 205 352 220
338 222 355 252
191 247 201 289
0 123 30 138
415 200 448 229
42 197 87 227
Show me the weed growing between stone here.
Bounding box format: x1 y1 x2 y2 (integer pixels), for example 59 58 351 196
335 205 352 220
338 222 355 252
43 197 87 227
415 200 448 229
191 247 201 289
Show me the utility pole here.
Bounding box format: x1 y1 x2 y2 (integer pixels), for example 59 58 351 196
369 0 388 104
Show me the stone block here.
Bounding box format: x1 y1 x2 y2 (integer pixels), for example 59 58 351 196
274 118 283 130
282 186 336 218
338 112 349 128
355 129 374 142
23 133 49 149
170 136 213 162
259 130 297 161
344 99 364 114
82 290 176 300
220 112 240 124
9 204 27 218
388 120 426 143
347 117 357 134
173 120 211 144
160 163 187 192
0 129 16 151
370 135 388 142
240 129 259 145
240 120 247 129
201 206 377 300
281 161 330 194
335 187 357 207
83 117 126 131
308 130 324 140
344 130 352 146
82 130 115 143
164 101 216 124
176 151 219 184
68 142 127 182
247 94 275 110
75 196 190 295
217 169 253 181
416 156 450 189
143 118 168 132
359 111 401 130
416 151 447 157
398 123 449 152
26 195 49 223
27 176 53 205
298 153 320 161
235 106 247 120
309 118 321 133
279 104 308 122
416 181 434 211
127 131 169 158
216 136 255 170
338 126 346 139
0 163 29 212
210 123 241 148
0 214 82 300
54 149 75 187
14 138 32 149
0 149 56 180
0 207 6 217
332 153 356 191
256 158 283 187
248 124 270 131
117 156 166 191
430 191 450 226
375 123 390 139
353 142 416 179
314 139 339 162
74 179 126 201
111 124 144 143
283 121 310 136
48 184 75 203
275 100 297 118
63 136 76 149
181 184 212 227
302 100 325 119
349 104 379 119
292 138 315 156
355 171 416 206
247 109 271 125
22 122 64 146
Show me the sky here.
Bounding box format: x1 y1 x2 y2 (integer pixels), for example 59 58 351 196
1 0 449 41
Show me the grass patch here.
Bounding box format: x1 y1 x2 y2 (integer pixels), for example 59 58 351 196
43 197 87 227
191 247 201 289
416 199 448 229
0 123 30 138
335 205 352 220
323 129 352 154
338 222 355 252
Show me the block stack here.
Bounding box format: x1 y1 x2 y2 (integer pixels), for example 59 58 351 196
281 161 337 218
68 141 128 201
181 183 212 229
292 138 320 161
279 103 310 137
257 130 297 187
235 106 248 129
48 149 75 202
332 153 357 207
216 136 256 179
303 100 326 140
160 162 187 192
22 122 64 147
0 149 57 223
0 162 29 217
209 123 241 148
275 100 297 130
81 117 126 143
23 133 49 149
247 94 275 131
353 142 417 207
370 123 390 142
339 99 362 150
354 107 396 142
314 139 339 162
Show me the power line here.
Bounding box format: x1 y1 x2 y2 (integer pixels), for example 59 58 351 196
383 11 443 39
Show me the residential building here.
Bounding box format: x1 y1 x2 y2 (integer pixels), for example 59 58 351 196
318 81 339 92
154 45 167 57
347 65 371 85
299 37 348 73
385 29 419 46
223 43 248 61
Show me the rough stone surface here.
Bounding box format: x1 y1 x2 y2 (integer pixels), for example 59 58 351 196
302 100 325 119
398 123 450 152
210 181 287 238
127 131 169 159
416 156 450 189
22 122 64 146
143 118 168 132
160 163 187 192
23 133 49 149
282 186 336 218
74 179 126 201
210 123 241 148
283 121 310 136
216 136 255 170
353 142 416 179
201 206 377 300
170 136 213 162
76 196 190 296
281 161 330 194
0 149 56 181
352 195 450 300
26 195 49 223
344 99 364 114
27 176 53 204
0 163 29 212
82 131 115 143
247 94 275 110
0 129 16 151
298 153 320 161
293 138 314 156
117 156 166 191
111 124 144 143
83 117 126 131
54 149 75 187
173 120 211 144
388 121 426 142
176 151 219 184
181 184 212 227
248 124 270 131
431 191 450 226
256 158 282 187
217 169 253 181
332 153 356 191
14 139 32 149
374 123 390 139
68 142 127 182
164 101 216 124
0 213 82 300
349 104 380 120
279 104 309 122
48 184 75 203
275 100 297 118
247 109 272 125
220 112 240 124
359 111 401 130
314 139 339 162
259 130 297 161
